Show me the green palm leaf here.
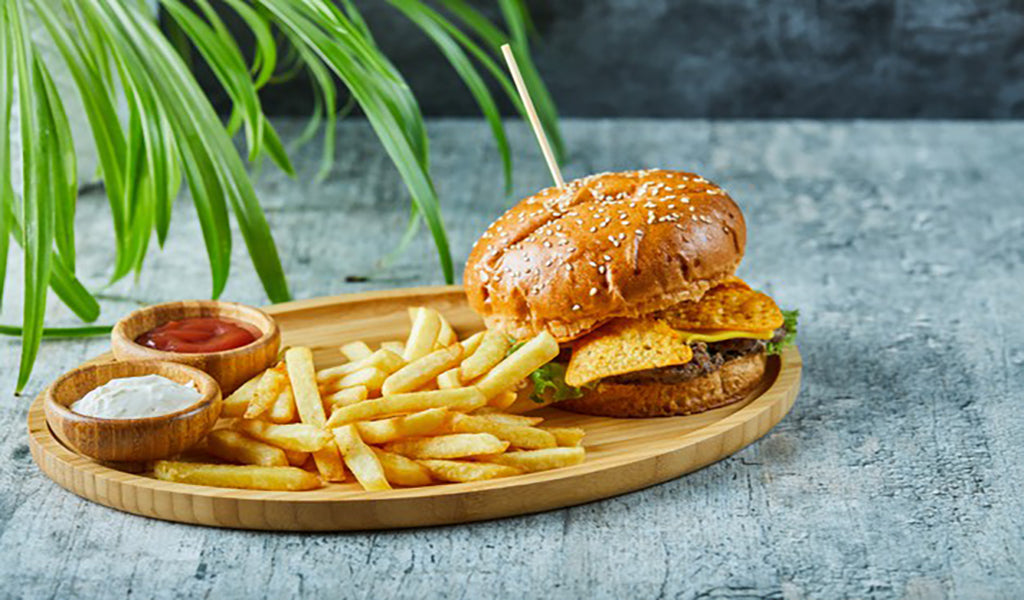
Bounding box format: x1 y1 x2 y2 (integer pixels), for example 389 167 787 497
0 17 13 308
4 0 561 390
439 0 565 162
35 0 131 275
9 1 57 392
391 0 513 194
0 324 112 338
36 65 77 273
263 0 453 283
3 202 100 323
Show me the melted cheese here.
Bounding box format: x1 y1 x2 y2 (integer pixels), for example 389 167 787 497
675 329 775 344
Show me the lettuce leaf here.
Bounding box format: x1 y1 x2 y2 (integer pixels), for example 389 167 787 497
766 309 799 355
508 339 589 402
528 361 590 403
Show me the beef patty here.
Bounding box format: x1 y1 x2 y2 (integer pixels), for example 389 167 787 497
603 327 787 385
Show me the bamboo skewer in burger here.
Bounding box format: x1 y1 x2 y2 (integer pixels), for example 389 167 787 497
470 53 799 418
501 44 565 189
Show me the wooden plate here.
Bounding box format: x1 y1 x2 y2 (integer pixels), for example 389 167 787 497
27 285 801 531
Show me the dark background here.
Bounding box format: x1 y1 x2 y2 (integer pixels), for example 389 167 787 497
201 0 1024 118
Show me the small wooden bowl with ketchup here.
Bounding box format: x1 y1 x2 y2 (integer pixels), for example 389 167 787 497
111 300 280 395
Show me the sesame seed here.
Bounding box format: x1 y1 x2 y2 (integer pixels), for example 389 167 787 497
572 304 581 311
589 287 598 296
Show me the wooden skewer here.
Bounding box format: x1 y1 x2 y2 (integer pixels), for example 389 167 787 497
501 43 565 189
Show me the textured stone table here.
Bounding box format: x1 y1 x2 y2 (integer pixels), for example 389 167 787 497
1 120 1021 599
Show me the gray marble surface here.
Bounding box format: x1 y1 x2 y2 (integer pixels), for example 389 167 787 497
1 120 1022 599
242 0 1024 118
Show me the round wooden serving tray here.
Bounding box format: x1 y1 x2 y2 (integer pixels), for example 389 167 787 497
28 286 801 531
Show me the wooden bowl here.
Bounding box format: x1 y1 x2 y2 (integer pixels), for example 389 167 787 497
110 300 280 395
44 360 222 463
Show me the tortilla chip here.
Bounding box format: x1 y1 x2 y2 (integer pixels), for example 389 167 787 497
717 276 751 290
565 319 694 387
657 285 783 331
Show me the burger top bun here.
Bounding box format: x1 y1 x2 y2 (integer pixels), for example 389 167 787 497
464 169 747 342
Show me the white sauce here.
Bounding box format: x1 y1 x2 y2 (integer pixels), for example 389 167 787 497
70 374 202 419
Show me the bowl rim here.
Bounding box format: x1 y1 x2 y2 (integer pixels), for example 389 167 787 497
111 299 279 360
45 360 221 426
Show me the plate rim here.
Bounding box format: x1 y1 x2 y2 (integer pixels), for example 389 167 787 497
27 285 802 529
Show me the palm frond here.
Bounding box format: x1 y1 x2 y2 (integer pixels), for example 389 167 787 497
0 324 112 338
391 0 513 193
439 0 565 162
2 0 561 390
8 2 57 392
262 0 454 283
0 13 13 309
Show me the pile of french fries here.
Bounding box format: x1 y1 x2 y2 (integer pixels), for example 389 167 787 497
154 307 586 491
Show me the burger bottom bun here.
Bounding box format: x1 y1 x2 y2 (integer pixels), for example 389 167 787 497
558 352 767 418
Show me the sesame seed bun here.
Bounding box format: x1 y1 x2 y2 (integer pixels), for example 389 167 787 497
557 352 767 418
464 169 746 342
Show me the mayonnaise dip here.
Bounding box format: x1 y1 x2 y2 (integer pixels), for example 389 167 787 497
70 374 203 419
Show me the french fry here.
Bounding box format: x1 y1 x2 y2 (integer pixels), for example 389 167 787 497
154 461 322 491
310 446 346 482
542 426 586 447
382 344 463 396
404 307 441 361
206 429 288 467
222 372 263 418
449 413 556 449
460 329 512 382
286 347 347 481
489 390 518 409
326 388 487 427
235 419 333 452
332 425 391 491
504 393 559 414
316 349 405 385
243 362 288 419
436 368 461 389
459 331 486 356
380 340 405 355
325 385 368 409
436 313 458 348
384 433 509 459
489 447 586 472
340 341 373 361
324 367 387 395
417 459 522 483
470 412 544 427
473 331 559 399
372 448 434 487
355 408 450 445
284 449 310 467
267 384 297 423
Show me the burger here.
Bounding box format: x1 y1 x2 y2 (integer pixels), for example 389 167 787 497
463 169 797 418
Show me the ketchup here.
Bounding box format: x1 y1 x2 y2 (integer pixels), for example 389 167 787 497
136 317 260 353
